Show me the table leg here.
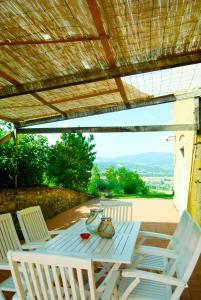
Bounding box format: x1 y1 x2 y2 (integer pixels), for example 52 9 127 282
97 263 122 293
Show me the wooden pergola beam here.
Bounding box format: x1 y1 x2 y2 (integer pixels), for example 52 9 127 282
115 78 130 108
17 124 196 134
0 51 200 99
0 35 103 46
86 0 130 108
14 94 175 128
0 131 14 146
86 0 113 61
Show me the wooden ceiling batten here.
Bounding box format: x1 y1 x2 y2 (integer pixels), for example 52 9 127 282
1 52 200 100
50 88 119 105
86 0 130 108
0 114 19 123
32 93 67 117
0 70 20 85
0 89 119 109
0 35 103 46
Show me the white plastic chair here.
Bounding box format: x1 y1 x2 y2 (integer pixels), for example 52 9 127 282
17 206 65 245
0 213 38 299
118 220 201 300
138 210 191 248
0 213 21 299
8 250 119 300
133 210 192 272
100 200 133 221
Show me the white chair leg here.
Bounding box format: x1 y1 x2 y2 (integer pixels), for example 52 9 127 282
112 286 119 299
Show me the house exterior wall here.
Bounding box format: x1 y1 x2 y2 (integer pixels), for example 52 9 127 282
173 98 196 215
187 135 201 225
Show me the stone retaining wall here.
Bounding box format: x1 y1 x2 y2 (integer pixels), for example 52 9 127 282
0 187 92 235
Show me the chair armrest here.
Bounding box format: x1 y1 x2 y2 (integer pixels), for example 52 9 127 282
49 229 66 235
135 245 177 259
101 271 120 300
139 231 172 240
122 269 186 287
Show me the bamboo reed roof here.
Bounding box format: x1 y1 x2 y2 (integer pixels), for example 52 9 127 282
0 0 201 127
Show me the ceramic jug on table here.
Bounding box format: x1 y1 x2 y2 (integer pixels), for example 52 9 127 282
97 217 115 238
85 208 104 233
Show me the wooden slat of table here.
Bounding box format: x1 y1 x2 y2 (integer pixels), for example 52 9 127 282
38 219 140 264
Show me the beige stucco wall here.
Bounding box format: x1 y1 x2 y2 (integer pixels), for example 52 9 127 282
173 98 196 215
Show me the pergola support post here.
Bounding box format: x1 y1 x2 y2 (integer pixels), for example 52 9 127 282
13 129 18 188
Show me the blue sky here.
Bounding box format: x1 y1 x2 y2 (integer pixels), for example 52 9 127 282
38 102 174 158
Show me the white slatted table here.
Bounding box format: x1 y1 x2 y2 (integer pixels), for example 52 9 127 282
37 219 141 265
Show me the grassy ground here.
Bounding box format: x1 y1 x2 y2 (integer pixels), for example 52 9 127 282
104 190 173 200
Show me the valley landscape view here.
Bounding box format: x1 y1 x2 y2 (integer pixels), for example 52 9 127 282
95 152 174 193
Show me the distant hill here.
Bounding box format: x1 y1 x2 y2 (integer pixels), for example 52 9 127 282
95 152 174 177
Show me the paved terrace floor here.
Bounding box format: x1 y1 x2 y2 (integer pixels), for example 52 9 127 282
2 198 201 300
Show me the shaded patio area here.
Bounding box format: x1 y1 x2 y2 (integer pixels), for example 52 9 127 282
2 198 201 300
1 1 201 298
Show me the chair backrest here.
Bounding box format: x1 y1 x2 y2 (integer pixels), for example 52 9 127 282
8 250 98 300
168 210 192 251
170 221 201 300
17 206 51 244
100 200 133 221
0 213 21 264
176 221 201 281
164 211 193 276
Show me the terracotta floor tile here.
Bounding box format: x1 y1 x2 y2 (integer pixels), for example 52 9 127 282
189 291 201 300
181 288 191 298
189 279 201 292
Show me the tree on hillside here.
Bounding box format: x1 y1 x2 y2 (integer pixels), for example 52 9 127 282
87 165 149 197
87 165 101 196
0 120 13 132
0 132 49 188
0 127 15 187
47 133 96 192
17 135 49 187
104 166 123 195
117 167 149 195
